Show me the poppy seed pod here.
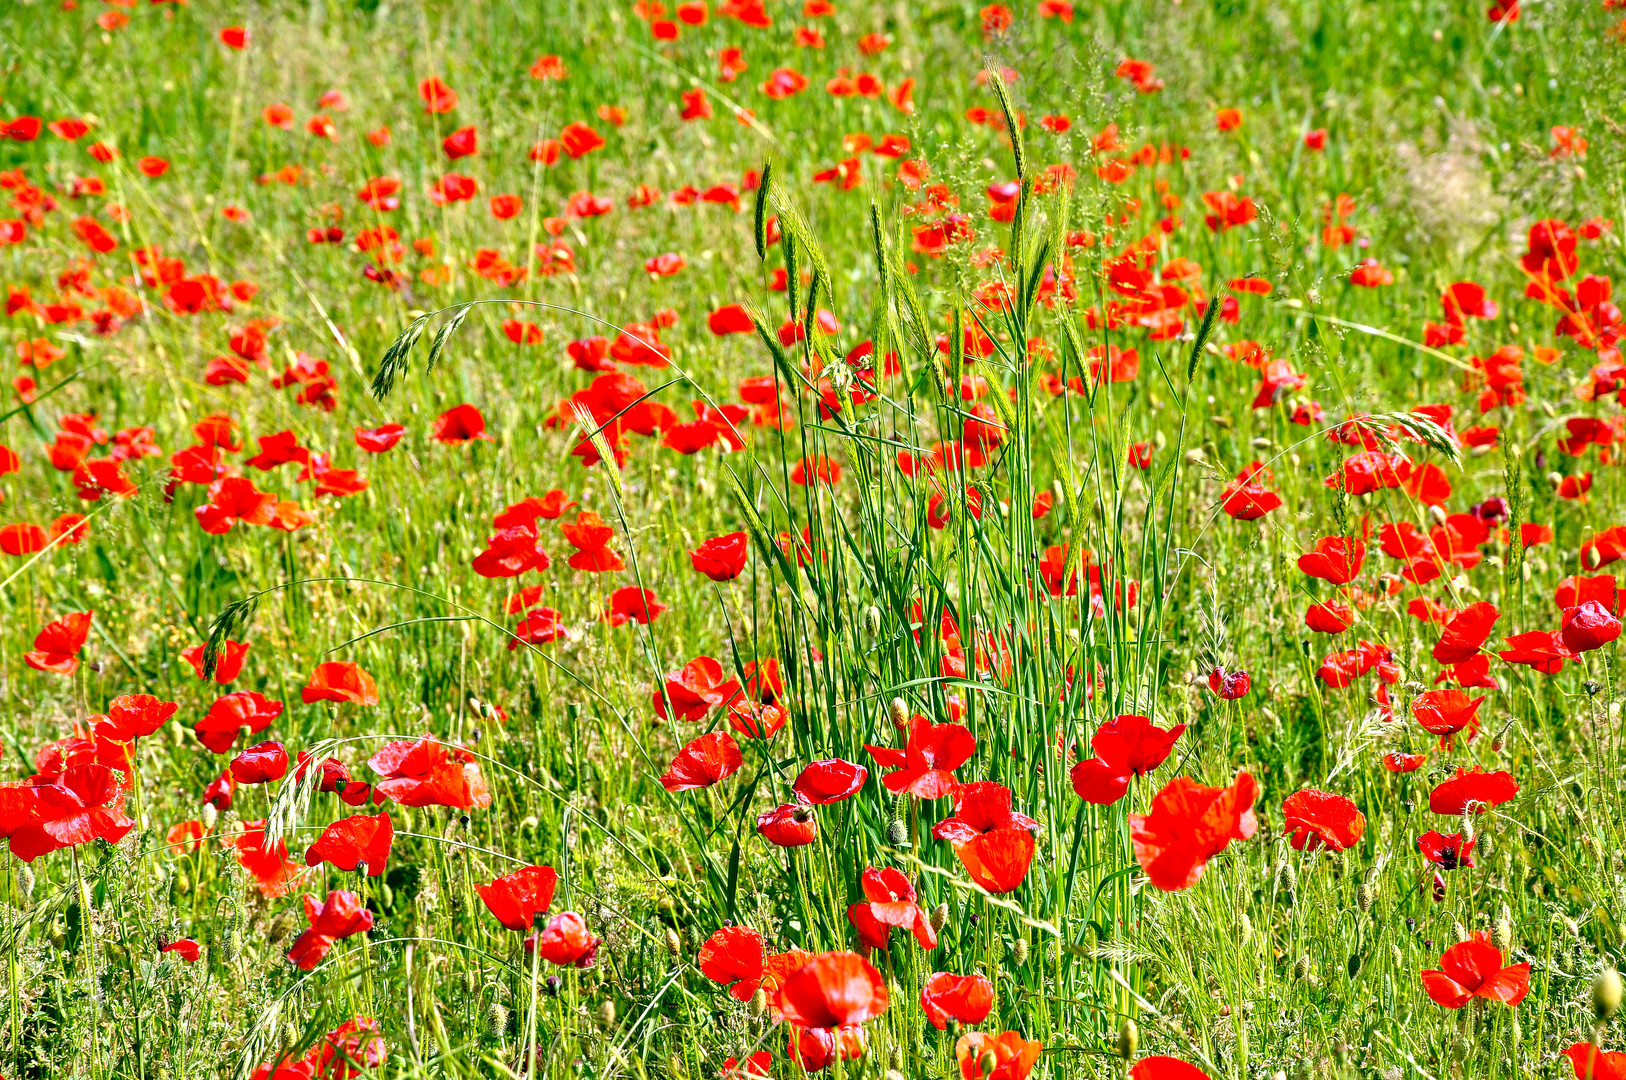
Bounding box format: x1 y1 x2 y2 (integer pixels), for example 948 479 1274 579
1595 968 1623 1021
888 697 908 730
1117 1019 1138 1059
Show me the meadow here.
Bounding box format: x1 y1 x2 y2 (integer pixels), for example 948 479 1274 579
0 0 1622 1077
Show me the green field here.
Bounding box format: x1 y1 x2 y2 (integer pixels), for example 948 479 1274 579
0 0 1622 1077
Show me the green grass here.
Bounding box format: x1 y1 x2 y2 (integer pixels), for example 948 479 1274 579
0 0 1623 1077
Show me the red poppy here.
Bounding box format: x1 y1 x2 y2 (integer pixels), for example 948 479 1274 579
847 866 937 950
1421 931 1530 1009
195 691 283 753
476 865 557 931
1409 688 1484 749
659 731 743 792
757 802 817 846
652 657 741 720
1304 601 1354 633
368 736 490 809
1219 461 1281 519
471 523 550 578
355 424 405 453
777 951 889 1028
919 971 994 1030
1431 601 1500 663
432 404 493 445
95 694 177 741
1561 600 1622 653
708 304 755 335
559 511 625 572
728 698 787 740
864 714 975 799
1498 630 1572 674
1206 667 1251 699
534 911 601 967
419 77 458 113
181 639 250 684
699 925 767 1000
1564 1044 1626 1080
559 121 606 159
691 532 749 580
511 607 568 648
1429 767 1518 815
955 1030 1042 1080
25 610 93 675
231 741 290 785
305 811 393 877
160 939 201 962
287 889 374 970
1383 751 1428 772
1280 789 1365 852
1131 772 1258 891
0 763 133 861
1417 830 1475 870
1293 537 1362 587
0 523 46 556
604 587 666 626
441 126 478 159
303 662 379 706
792 759 868 804
1131 1059 1211 1080
1069 713 1186 804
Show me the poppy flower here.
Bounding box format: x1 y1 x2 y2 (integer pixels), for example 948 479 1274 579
231 741 290 785
1561 601 1622 653
471 524 550 578
24 610 93 675
511 607 568 648
920 972 994 1030
1069 713 1186 805
355 424 405 452
604 587 666 626
476 865 557 931
307 1016 387 1077
1297 536 1365 584
955 1030 1043 1080
196 477 279 534
1304 601 1355 633
534 911 600 967
160 939 201 962
195 691 283 754
1497 630 1572 674
659 731 743 792
1131 772 1258 891
864 714 975 799
847 866 937 950
441 126 478 159
793 759 868 804
1429 767 1518 815
1421 931 1530 1009
432 404 493 445
757 802 817 846
699 925 767 1000
305 811 393 876
287 889 374 970
559 511 626 572
303 662 379 706
1131 1060 1211 1080
777 951 889 1028
1206 667 1250 699
1383 751 1428 772
181 639 250 684
1280 789 1365 852
1564 1045 1626 1080
1219 462 1281 519
0 763 134 862
1410 688 1484 748
652 657 741 721
95 694 177 741
368 736 491 809
419 77 458 113
559 121 606 159
691 532 749 580
0 523 46 556
1418 830 1475 870
1427 601 1500 665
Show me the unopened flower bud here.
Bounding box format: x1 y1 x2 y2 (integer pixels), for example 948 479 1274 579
1493 913 1513 952
1490 721 1513 754
1237 912 1252 942
596 1000 617 1030
664 928 681 956
1453 921 1469 944
1277 861 1297 899
930 903 949 932
1347 952 1362 979
17 865 34 900
887 819 908 847
978 1050 998 1077
863 605 883 638
749 989 769 1017
1356 881 1375 914
1010 938 1029 965
1564 916 1580 938
1595 968 1623 1021
1293 954 1311 980
888 697 908 730
200 803 218 830
1117 1019 1139 1059
668 1055 685 1079
487 1001 509 1037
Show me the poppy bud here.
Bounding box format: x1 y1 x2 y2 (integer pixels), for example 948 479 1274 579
1293 954 1310 980
1346 952 1362 979
1427 504 1448 526
1116 1019 1138 1059
664 928 681 956
888 1047 904 1072
978 1050 999 1077
1010 937 1029 965
1564 916 1581 938
930 903 949 932
17 865 33 900
200 802 218 830
749 988 768 1017
887 819 908 847
888 697 908 730
1595 968 1623 1021
668 1055 685 1079
1237 912 1252 943
1489 721 1513 754
1356 881 1375 914
488 1001 509 1037
1276 861 1297 900
596 1000 617 1030
1210 415 1232 430
863 605 882 638
1452 920 1469 944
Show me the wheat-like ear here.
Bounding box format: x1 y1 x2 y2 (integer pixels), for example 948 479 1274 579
425 303 473 374
1186 297 1220 384
202 595 259 680
570 401 625 496
372 310 434 400
754 160 774 260
1364 411 1464 467
985 65 1025 181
